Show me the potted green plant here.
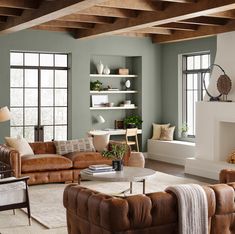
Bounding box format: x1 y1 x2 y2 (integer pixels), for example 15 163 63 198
90 80 102 91
124 115 143 128
180 122 188 138
102 143 127 171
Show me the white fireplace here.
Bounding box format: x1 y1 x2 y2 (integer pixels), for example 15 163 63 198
185 102 235 180
185 31 235 180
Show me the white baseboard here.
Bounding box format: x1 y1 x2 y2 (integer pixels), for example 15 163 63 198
148 153 185 166
185 158 235 180
142 152 148 158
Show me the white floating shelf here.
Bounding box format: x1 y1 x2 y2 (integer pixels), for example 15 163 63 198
90 74 138 78
90 90 138 94
90 106 138 110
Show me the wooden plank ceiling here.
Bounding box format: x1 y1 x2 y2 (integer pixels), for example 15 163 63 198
1 0 235 43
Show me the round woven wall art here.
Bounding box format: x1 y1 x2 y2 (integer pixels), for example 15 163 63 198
217 74 232 95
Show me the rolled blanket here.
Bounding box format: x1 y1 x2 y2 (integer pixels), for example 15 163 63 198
166 184 208 234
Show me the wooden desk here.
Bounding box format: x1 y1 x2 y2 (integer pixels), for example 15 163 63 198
89 129 142 136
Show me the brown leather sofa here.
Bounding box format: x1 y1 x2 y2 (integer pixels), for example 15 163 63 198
220 169 235 183
0 141 130 185
63 182 235 234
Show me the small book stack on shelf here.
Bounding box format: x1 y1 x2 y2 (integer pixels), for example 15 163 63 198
83 164 115 175
120 104 135 108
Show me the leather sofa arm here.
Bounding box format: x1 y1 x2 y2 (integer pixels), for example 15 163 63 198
108 140 131 166
219 169 235 183
0 144 21 178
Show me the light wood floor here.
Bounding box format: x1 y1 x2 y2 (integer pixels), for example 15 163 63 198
0 159 217 234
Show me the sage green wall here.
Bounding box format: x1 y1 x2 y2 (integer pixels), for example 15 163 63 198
0 30 162 150
161 37 217 138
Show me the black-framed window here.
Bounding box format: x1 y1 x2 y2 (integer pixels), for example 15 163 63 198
10 51 68 142
182 52 210 137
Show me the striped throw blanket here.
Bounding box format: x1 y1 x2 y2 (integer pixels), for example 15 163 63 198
166 184 208 234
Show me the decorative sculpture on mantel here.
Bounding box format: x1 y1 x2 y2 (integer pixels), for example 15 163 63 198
203 64 232 102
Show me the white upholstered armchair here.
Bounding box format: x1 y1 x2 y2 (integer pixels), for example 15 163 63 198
0 161 31 225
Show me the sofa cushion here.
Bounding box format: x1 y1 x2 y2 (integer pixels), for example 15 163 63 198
151 123 170 140
29 142 56 154
21 154 73 173
160 126 175 141
54 138 95 155
5 137 34 156
0 177 26 206
64 151 112 169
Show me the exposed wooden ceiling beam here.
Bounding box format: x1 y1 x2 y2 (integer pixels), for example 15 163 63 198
154 0 195 3
0 0 39 9
78 6 137 18
133 27 172 35
119 32 150 38
0 0 107 34
42 20 94 29
0 7 22 17
75 0 235 39
153 19 235 43
32 25 74 32
157 22 198 31
98 0 162 11
58 14 113 24
209 9 235 19
0 16 7 22
181 16 228 26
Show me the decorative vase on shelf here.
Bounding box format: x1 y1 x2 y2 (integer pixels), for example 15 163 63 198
103 65 110 75
125 80 131 90
96 61 104 74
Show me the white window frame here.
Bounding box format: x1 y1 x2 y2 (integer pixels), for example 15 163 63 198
178 51 210 140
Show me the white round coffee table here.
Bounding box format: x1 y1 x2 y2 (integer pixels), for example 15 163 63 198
79 166 156 194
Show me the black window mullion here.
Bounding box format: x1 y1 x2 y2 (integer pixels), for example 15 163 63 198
66 69 69 140
38 68 41 141
182 53 211 138
53 68 55 140
10 51 68 141
23 53 25 138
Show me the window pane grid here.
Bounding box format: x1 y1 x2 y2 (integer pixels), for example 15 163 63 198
10 51 68 141
182 52 210 137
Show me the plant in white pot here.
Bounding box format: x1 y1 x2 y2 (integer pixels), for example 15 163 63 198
180 122 189 138
102 143 127 171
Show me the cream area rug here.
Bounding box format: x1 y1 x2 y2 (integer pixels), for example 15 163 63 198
24 171 206 229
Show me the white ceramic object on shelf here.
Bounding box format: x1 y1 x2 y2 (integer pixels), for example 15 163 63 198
124 100 131 105
125 80 131 89
96 61 104 74
103 65 110 75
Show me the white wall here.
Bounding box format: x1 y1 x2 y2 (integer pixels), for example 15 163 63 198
205 32 235 101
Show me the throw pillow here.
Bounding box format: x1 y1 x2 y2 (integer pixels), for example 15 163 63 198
151 123 170 140
54 137 95 155
160 126 175 141
5 137 34 156
92 133 110 152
